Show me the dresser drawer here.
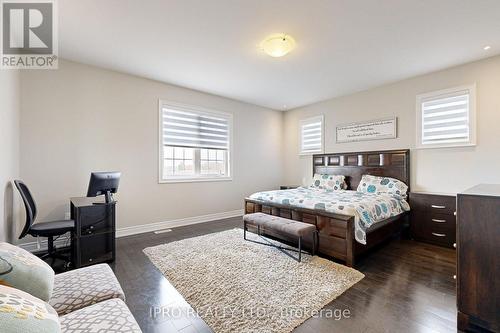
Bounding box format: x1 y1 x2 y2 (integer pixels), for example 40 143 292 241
425 211 455 231
412 211 454 231
421 227 455 248
410 193 456 215
412 217 455 247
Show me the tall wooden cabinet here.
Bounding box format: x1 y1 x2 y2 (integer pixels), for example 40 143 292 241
457 185 500 332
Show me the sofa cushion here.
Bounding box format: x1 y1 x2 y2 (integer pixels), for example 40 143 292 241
0 285 60 333
0 242 55 301
49 263 125 315
59 298 142 333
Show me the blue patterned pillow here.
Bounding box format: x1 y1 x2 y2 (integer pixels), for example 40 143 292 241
357 175 408 198
311 174 347 191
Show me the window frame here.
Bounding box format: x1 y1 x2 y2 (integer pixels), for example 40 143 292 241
299 115 324 155
416 84 476 149
158 100 233 183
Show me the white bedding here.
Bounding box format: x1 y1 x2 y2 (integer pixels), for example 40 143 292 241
249 187 410 244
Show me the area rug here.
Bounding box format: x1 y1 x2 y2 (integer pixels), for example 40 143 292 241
143 228 364 333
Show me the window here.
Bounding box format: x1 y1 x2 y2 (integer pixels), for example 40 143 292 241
299 115 323 154
159 101 232 182
416 85 476 148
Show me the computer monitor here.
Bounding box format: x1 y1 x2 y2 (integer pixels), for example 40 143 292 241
86 172 121 203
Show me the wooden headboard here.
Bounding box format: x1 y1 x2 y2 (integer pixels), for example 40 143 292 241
312 149 410 192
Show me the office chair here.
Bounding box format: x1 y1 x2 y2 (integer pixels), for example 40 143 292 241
14 180 75 267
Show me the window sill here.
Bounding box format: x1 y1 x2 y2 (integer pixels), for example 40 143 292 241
414 143 476 150
159 176 233 184
299 151 323 156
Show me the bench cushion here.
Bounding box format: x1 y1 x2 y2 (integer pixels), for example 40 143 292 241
60 298 142 333
49 264 125 315
244 213 316 237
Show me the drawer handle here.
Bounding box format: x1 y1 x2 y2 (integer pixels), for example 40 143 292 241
432 219 447 223
432 232 446 237
431 205 446 209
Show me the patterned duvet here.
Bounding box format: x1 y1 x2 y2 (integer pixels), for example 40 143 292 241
248 187 410 245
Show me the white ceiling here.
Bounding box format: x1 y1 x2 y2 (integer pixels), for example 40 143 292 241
59 0 500 110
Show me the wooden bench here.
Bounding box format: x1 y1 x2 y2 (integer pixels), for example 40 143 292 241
243 212 318 262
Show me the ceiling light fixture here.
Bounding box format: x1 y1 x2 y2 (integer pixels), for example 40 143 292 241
260 33 296 58
483 45 491 50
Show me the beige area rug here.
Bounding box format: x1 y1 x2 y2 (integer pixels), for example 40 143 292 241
143 228 364 333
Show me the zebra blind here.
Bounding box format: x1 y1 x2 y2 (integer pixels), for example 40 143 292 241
162 106 230 150
418 86 475 148
300 115 323 154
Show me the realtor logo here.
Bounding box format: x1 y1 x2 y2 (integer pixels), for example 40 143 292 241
1 0 58 69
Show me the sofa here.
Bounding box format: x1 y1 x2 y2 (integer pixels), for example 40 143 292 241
0 242 142 333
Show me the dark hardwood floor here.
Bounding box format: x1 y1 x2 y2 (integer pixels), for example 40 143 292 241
110 217 457 333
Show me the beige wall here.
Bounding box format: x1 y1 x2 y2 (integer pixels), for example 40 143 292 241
0 70 20 242
15 55 500 243
19 60 283 240
284 56 500 194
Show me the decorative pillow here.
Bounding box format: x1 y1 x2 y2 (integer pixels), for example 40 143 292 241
0 242 55 302
0 285 61 333
311 174 347 191
356 175 408 198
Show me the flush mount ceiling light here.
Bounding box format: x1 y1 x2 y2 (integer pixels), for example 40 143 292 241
483 45 491 50
260 33 296 58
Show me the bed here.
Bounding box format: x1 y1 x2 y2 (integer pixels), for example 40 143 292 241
244 149 410 267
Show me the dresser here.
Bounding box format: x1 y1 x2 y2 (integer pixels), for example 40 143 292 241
409 192 456 248
457 185 500 332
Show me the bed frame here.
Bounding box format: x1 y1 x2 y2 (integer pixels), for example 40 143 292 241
244 149 410 267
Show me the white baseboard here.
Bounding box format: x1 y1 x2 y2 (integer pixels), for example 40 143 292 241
19 234 71 252
18 209 244 252
116 209 244 238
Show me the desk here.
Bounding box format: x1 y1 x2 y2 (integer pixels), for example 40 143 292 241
70 197 116 268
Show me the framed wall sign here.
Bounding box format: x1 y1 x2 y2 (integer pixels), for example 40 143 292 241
336 117 397 143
